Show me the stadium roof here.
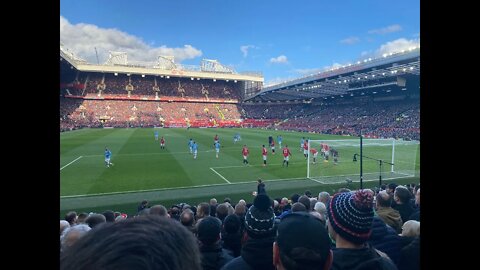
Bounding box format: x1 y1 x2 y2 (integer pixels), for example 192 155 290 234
245 48 420 102
60 45 263 83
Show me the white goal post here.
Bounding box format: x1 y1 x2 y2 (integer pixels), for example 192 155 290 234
306 138 419 184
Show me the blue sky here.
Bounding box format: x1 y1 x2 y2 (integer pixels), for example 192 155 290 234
60 0 419 86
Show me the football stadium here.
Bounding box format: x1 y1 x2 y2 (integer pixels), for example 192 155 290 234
61 44 419 212
60 2 420 269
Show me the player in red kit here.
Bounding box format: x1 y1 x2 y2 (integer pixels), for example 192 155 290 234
262 145 268 166
271 139 275 154
310 148 318 164
242 145 250 165
322 143 330 162
282 145 292 167
160 136 165 149
303 139 309 159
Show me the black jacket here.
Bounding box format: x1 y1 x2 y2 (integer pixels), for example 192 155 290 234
393 203 415 224
221 236 275 270
199 242 234 270
398 236 420 270
257 183 266 195
221 232 242 258
331 244 398 270
369 217 403 266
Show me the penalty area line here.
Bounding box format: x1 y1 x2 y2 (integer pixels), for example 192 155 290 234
60 156 83 171
308 178 324 184
210 168 231 184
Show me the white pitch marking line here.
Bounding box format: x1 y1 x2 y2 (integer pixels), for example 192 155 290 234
308 178 323 184
60 156 83 171
210 167 231 184
60 177 307 198
60 172 415 198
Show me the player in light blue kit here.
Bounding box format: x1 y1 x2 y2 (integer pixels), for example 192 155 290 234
214 141 221 158
188 138 194 154
300 137 305 152
192 141 198 159
104 147 114 167
233 133 241 144
154 130 159 141
277 135 283 148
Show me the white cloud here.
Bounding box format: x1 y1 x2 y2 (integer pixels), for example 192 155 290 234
267 37 419 86
340 37 360 45
352 38 419 60
240 45 257 58
60 16 202 64
373 38 420 57
368 24 402 35
270 55 288 64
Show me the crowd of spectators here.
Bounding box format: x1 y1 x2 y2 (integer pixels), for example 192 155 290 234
60 183 420 269
60 97 243 130
242 99 419 140
76 74 241 100
61 96 419 140
60 72 419 140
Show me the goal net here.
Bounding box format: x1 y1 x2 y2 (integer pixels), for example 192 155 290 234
307 138 419 185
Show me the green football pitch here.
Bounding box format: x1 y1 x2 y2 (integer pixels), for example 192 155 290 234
60 128 419 215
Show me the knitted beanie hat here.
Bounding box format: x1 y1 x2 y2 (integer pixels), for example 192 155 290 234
327 190 374 244
245 194 275 238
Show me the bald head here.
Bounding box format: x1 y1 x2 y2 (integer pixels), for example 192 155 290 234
180 209 195 227
376 190 392 207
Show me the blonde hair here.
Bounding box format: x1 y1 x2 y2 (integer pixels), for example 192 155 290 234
401 220 420 237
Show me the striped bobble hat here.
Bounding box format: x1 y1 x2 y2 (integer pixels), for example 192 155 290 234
327 189 374 244
245 194 275 238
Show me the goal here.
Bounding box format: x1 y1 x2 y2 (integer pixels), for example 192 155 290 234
306 138 419 185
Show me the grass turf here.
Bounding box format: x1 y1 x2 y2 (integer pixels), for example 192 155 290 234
60 128 419 216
